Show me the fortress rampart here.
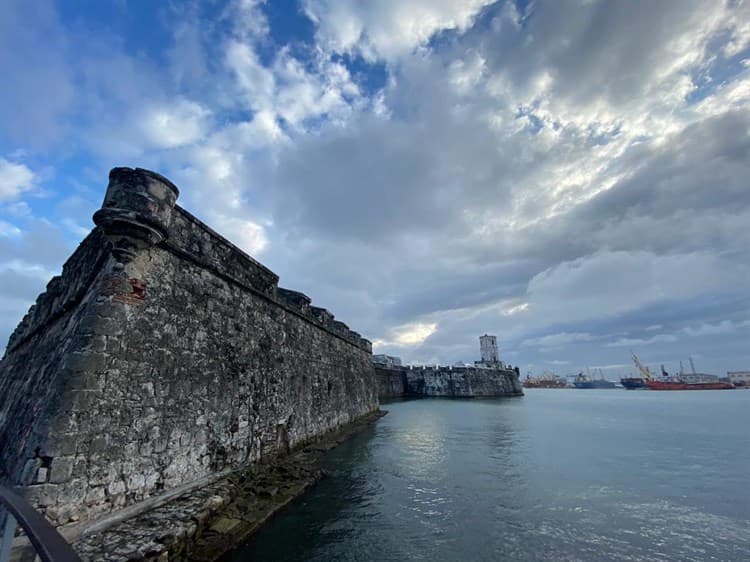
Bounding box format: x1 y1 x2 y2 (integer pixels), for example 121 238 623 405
375 364 523 398
0 167 378 528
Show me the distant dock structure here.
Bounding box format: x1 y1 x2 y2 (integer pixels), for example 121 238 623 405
373 334 522 398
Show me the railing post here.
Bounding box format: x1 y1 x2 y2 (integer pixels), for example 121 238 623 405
0 486 81 562
0 513 18 562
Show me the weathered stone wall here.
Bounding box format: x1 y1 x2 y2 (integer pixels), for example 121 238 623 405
0 230 110 486
405 366 523 397
374 366 408 398
373 365 523 398
0 167 378 528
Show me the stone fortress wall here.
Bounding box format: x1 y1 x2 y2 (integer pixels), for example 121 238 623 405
375 365 523 398
374 336 523 398
375 367 408 398
0 167 378 527
405 365 523 397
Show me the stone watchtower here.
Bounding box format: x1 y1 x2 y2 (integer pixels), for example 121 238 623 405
93 167 179 266
479 334 500 365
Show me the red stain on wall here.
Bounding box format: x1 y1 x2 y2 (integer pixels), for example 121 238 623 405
100 273 146 304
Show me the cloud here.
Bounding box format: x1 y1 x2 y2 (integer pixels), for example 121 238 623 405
303 0 495 61
224 0 270 41
225 41 277 114
1 0 749 376
683 320 738 337
207 214 268 255
0 158 35 201
522 332 597 349
606 334 679 348
139 99 212 149
524 250 749 328
0 0 75 145
0 226 73 353
0 220 22 238
373 321 438 349
224 40 362 134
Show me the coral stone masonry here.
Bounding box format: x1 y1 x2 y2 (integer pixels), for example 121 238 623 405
0 167 378 530
373 337 523 399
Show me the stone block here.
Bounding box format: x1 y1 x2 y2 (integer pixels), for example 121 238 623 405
142 381 155 397
59 478 87 505
144 472 160 490
65 351 108 374
48 432 80 456
210 517 242 534
36 467 49 483
127 473 146 491
90 435 110 454
107 480 126 496
70 389 103 412
153 437 168 454
49 457 75 483
24 484 59 507
85 486 106 505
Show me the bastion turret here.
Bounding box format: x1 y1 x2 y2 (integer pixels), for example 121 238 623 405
93 167 179 265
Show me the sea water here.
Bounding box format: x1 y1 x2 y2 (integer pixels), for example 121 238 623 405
228 390 750 561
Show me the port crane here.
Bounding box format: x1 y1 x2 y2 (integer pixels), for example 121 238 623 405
631 351 655 381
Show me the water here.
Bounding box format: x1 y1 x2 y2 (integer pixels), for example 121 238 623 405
227 390 750 561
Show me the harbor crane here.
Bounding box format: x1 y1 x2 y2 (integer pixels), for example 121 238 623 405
631 351 655 381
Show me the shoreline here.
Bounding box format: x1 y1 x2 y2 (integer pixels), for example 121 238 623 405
71 409 387 562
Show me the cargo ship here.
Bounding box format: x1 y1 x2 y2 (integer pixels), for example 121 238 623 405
632 352 734 390
646 379 734 390
620 376 646 390
523 372 568 388
572 372 616 389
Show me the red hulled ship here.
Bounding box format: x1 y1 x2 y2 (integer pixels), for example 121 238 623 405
645 380 734 390
633 352 734 390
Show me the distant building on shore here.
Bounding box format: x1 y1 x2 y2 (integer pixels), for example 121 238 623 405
728 371 750 386
679 373 719 383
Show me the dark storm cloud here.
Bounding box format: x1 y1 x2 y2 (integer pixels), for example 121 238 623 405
380 259 538 323
512 109 750 264
268 101 513 243
581 111 750 220
473 0 730 107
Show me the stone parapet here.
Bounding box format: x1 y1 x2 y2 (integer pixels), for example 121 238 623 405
277 288 312 312
164 207 280 297
309 306 334 328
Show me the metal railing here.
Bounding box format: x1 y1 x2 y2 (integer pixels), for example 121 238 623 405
0 486 81 562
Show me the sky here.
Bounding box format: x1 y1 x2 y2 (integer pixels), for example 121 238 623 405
0 0 749 378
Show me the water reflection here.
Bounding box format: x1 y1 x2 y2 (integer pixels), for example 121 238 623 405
228 391 750 562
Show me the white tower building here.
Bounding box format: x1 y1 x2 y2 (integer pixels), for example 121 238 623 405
479 334 500 365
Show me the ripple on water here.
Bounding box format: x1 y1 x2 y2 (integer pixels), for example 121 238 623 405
230 394 750 562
